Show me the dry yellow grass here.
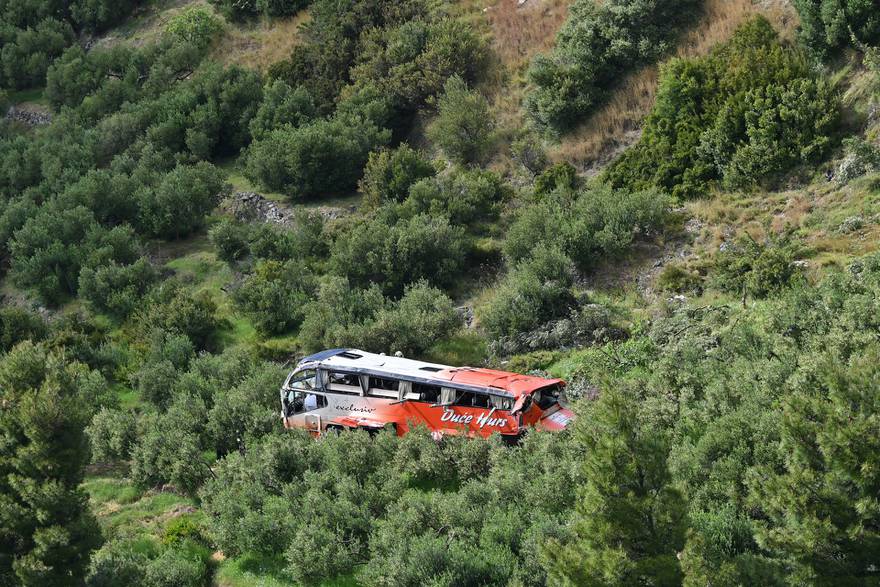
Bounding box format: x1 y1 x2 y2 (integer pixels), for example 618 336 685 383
548 0 799 169
485 0 571 71
213 11 310 71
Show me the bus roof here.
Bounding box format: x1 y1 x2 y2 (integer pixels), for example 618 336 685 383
297 349 562 398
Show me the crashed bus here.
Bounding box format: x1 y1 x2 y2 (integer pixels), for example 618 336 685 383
280 348 574 440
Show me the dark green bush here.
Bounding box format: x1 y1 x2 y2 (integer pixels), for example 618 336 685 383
211 0 309 21
245 116 390 199
714 234 801 300
138 162 225 239
166 5 224 49
249 80 317 141
233 259 316 335
249 213 328 262
534 161 578 198
329 213 468 295
0 18 75 90
403 167 506 226
525 0 699 134
656 263 703 294
504 184 670 270
208 218 251 262
426 76 494 165
792 0 880 55
349 18 486 114
206 362 287 456
86 539 151 587
0 306 46 352
138 283 220 351
143 544 209 587
299 277 461 354
360 143 435 208
10 205 139 305
79 258 158 318
86 407 138 462
606 16 841 198
479 245 577 339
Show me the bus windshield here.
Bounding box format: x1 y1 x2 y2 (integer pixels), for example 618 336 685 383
532 384 564 410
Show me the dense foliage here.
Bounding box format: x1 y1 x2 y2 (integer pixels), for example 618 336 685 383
526 0 700 134
0 0 876 585
792 0 880 54
605 17 841 198
0 0 140 90
0 343 103 586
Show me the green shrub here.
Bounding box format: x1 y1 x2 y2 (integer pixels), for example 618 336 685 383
233 259 316 335
792 0 880 55
245 116 390 199
248 214 327 262
525 0 699 134
10 205 139 305
330 212 468 295
510 134 549 175
0 306 46 353
208 218 251 262
348 18 486 115
211 0 309 21
166 5 224 49
0 18 75 90
299 278 461 354
86 539 151 587
657 263 702 293
139 163 226 239
836 137 880 183
144 545 209 587
163 516 204 546
403 167 506 225
426 76 494 165
79 258 159 318
504 184 670 269
479 245 576 339
534 161 578 198
606 16 841 198
360 143 435 208
130 398 212 495
249 80 317 141
714 234 801 300
206 362 287 456
87 408 138 463
138 283 220 351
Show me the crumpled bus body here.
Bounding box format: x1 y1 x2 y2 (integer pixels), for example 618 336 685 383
280 349 574 440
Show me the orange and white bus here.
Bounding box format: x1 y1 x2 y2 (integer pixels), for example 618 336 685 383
280 349 574 440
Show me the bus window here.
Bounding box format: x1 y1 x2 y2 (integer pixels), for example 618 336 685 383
327 372 362 395
412 383 441 403
367 376 399 398
533 384 561 410
472 394 490 408
454 391 489 408
490 395 513 411
289 369 317 391
283 391 326 416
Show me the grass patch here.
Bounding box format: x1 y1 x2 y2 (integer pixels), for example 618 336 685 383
215 553 295 587
7 86 48 105
423 331 487 366
83 476 144 507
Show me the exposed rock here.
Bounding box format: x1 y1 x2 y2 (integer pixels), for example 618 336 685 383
223 191 355 227
226 191 294 226
5 105 52 126
456 305 475 328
